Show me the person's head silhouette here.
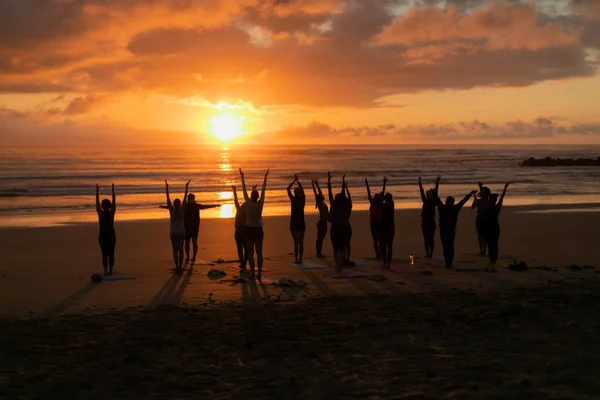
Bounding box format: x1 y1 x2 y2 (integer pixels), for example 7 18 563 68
101 199 112 211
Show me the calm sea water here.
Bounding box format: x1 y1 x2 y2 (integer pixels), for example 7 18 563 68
1 144 599 227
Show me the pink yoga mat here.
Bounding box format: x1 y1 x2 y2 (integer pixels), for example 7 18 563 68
326 268 371 278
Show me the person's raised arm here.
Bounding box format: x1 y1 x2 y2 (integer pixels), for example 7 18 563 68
457 190 477 210
259 168 269 204
232 185 240 211
327 172 334 203
182 180 190 206
95 184 101 213
341 171 347 193
165 180 172 209
296 174 304 193
345 182 352 204
311 179 318 200
315 179 323 196
381 176 387 197
365 178 372 202
111 183 116 215
240 168 250 202
287 175 295 201
497 182 510 211
418 177 426 203
435 176 441 194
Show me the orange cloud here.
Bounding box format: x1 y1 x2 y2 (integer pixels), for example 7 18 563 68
0 0 597 112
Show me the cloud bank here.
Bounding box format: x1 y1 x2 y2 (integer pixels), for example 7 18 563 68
0 0 598 109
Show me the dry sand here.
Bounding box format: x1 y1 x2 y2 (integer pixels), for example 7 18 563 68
1 205 600 398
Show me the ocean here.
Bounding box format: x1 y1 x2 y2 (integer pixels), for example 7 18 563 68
1 144 599 227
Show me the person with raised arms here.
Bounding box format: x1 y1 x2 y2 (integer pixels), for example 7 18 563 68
232 184 248 271
365 177 385 259
240 168 269 281
485 182 511 265
379 178 396 269
471 181 492 256
160 180 189 272
287 174 306 264
311 178 329 258
96 183 116 275
435 181 478 269
183 192 220 263
418 176 441 258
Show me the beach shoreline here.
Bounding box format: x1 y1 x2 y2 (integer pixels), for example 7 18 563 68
1 205 599 318
2 200 600 229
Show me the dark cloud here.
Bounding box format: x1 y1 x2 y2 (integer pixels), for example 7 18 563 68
0 0 90 49
0 82 75 93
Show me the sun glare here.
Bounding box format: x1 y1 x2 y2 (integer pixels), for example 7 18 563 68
209 113 245 142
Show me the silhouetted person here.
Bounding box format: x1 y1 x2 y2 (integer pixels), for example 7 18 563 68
471 182 491 256
380 188 395 269
419 176 440 258
435 186 478 269
184 192 220 262
232 185 248 270
240 168 269 281
327 172 352 269
161 180 189 272
287 174 306 264
341 177 353 265
96 183 116 275
311 179 329 258
485 182 511 265
365 177 385 259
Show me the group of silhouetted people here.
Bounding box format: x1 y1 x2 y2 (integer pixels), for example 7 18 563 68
95 174 510 276
418 178 511 268
159 180 220 271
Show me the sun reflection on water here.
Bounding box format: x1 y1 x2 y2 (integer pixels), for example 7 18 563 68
218 191 233 200
220 203 234 218
219 147 232 172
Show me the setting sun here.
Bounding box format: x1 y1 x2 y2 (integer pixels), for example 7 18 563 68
208 114 245 142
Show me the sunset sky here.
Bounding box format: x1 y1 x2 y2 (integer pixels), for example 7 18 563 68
1 0 600 145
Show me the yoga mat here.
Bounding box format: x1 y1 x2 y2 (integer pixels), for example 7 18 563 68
93 272 135 281
193 259 216 266
288 262 328 269
326 268 371 278
348 260 377 267
388 266 430 275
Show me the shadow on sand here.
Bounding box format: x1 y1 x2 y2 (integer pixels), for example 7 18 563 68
149 264 195 308
41 282 99 318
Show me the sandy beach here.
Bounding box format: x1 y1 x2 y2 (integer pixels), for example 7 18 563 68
1 205 600 398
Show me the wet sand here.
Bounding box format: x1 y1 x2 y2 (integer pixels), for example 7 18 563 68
1 206 600 398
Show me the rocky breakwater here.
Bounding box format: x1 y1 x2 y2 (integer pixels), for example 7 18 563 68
520 157 600 166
